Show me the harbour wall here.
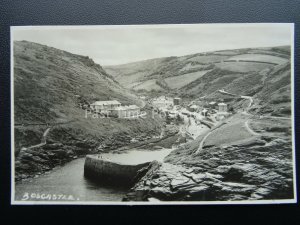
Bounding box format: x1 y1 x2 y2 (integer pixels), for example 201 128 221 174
84 155 151 186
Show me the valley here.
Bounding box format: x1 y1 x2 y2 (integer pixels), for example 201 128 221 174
13 41 293 202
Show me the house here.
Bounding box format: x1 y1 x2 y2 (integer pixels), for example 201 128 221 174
216 103 229 120
173 97 181 105
218 102 227 112
188 104 199 112
201 109 208 117
208 101 217 109
90 100 121 112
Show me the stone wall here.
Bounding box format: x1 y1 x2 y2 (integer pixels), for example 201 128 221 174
84 155 151 187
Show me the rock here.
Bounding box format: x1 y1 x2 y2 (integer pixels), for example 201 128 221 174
151 179 162 187
185 168 194 173
214 165 231 174
31 155 47 163
191 173 207 183
151 186 172 194
170 177 190 188
222 166 245 182
66 150 74 156
51 149 68 158
188 184 209 193
20 152 33 160
17 163 31 170
221 182 256 194
43 143 63 150
38 153 50 160
205 172 224 180
251 187 272 199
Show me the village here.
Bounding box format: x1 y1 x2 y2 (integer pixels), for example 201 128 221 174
81 94 231 140
149 95 231 139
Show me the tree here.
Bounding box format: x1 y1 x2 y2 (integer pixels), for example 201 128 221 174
175 114 183 125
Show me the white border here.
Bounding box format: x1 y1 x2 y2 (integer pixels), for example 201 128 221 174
10 23 297 205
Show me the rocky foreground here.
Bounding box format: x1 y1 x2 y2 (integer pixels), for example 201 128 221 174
15 130 157 181
15 125 181 181
124 135 294 201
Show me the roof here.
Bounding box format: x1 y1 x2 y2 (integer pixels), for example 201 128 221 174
91 100 121 106
209 101 216 105
115 105 140 110
218 103 227 106
202 109 208 112
190 105 198 109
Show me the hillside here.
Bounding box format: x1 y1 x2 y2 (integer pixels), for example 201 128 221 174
14 41 145 124
14 41 163 180
107 46 294 201
105 46 291 116
124 113 293 201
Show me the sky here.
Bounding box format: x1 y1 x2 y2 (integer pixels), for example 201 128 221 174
12 24 292 66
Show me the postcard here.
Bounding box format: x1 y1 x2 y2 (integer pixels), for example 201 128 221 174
11 23 296 204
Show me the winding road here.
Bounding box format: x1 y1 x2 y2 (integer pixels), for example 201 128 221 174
244 120 260 136
241 95 253 109
196 131 213 153
195 90 256 154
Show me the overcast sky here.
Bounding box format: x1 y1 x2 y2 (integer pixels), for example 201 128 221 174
13 24 292 66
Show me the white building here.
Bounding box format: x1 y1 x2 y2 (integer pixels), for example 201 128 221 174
218 102 227 112
90 100 121 112
216 103 229 120
152 96 174 108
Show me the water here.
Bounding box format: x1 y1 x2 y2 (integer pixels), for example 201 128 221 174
100 148 173 165
14 148 173 202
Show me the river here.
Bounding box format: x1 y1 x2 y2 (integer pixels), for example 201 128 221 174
14 148 173 202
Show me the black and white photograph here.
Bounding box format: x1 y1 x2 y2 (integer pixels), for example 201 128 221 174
11 24 296 204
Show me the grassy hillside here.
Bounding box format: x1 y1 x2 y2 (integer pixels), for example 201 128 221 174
125 114 293 201
118 46 293 201
14 41 145 124
14 41 163 180
105 46 291 116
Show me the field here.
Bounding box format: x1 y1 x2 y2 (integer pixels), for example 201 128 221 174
107 47 291 119
228 54 288 64
132 79 163 91
187 54 229 63
203 120 254 147
249 117 292 136
165 70 211 89
215 61 273 72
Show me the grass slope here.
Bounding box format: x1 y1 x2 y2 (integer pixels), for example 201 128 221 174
105 46 291 116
